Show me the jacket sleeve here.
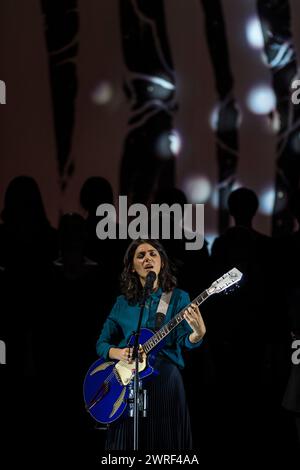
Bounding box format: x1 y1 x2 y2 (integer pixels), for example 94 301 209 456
173 290 203 350
96 297 122 359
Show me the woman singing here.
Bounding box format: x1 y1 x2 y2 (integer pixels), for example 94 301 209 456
96 239 206 450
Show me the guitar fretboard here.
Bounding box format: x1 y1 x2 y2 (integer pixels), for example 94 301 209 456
142 289 210 354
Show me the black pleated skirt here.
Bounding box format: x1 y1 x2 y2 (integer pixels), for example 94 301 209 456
105 356 192 450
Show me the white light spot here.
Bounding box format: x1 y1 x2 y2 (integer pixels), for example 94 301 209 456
148 76 175 90
169 130 182 155
246 85 276 114
266 110 281 133
209 106 219 131
134 74 175 100
259 188 275 215
246 17 264 49
91 82 114 105
205 232 218 255
210 188 219 209
156 130 182 158
183 176 212 203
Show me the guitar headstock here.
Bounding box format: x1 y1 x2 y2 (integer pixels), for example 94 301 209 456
208 268 243 295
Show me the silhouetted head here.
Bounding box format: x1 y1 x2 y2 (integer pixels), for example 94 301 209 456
1 175 48 227
80 177 113 215
228 187 259 226
58 213 86 253
154 187 188 209
289 188 300 225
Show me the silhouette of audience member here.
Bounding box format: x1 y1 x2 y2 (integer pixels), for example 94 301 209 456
209 187 284 444
79 176 127 293
0 175 58 272
211 188 274 327
281 189 300 445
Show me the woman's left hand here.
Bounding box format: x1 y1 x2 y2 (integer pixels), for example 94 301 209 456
183 303 206 343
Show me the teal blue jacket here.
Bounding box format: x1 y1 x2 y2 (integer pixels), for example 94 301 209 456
96 288 202 369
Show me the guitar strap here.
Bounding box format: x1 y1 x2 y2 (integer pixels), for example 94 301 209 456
155 290 173 331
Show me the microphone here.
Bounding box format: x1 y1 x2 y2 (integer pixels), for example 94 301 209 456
143 271 156 295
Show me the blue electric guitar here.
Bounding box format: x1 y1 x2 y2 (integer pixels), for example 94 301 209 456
83 267 243 424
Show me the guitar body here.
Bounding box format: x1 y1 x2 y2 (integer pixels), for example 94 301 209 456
83 328 163 424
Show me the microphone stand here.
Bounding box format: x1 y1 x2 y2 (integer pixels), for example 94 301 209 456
132 284 151 451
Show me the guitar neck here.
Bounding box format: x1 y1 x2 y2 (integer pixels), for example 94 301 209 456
142 289 211 354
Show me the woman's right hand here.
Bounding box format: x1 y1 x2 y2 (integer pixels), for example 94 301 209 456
119 347 133 363
109 346 145 363
109 347 133 363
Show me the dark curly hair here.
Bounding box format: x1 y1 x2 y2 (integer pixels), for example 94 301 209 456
120 239 177 304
